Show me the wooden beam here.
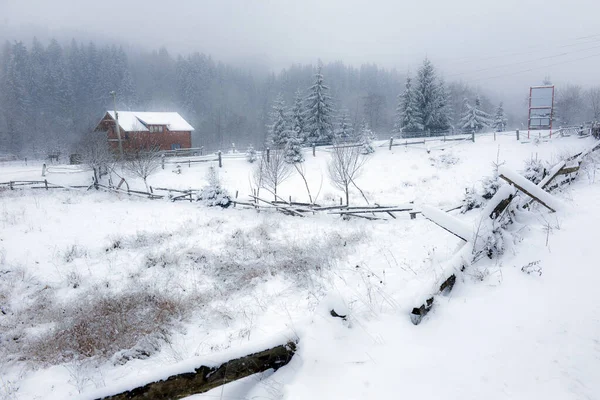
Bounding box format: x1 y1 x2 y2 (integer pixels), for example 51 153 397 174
499 174 556 212
97 342 296 400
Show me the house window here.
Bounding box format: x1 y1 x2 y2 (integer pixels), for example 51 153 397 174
171 143 181 150
158 126 164 132
150 126 164 133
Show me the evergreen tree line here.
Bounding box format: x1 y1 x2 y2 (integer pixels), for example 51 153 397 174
392 58 510 135
1 37 521 156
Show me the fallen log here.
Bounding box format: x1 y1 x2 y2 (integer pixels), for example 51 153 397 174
96 341 296 400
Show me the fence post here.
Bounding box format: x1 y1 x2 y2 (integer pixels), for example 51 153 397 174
218 151 223 168
42 163 47 177
234 190 238 208
471 131 475 143
494 131 496 141
516 129 520 141
188 159 191 168
266 148 270 163
44 179 48 190
312 143 316 157
9 181 13 190
389 137 393 150
25 157 27 166
161 155 165 170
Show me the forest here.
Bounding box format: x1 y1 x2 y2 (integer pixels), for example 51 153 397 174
1 37 598 156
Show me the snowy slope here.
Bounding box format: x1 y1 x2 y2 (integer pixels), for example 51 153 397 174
1 133 599 399
192 168 600 400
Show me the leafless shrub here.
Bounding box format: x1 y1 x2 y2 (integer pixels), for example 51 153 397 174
328 143 368 205
124 137 162 192
62 244 88 263
77 131 115 185
255 149 292 200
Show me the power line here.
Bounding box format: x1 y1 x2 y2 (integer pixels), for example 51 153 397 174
439 34 600 66
448 43 600 78
470 51 600 82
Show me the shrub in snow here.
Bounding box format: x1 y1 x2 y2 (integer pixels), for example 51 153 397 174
62 244 88 263
460 187 483 213
246 145 257 163
522 157 548 184
429 152 459 168
198 166 231 208
521 260 542 276
172 164 182 174
460 173 500 213
480 173 500 200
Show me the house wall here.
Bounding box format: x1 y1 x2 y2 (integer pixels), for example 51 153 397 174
97 116 192 151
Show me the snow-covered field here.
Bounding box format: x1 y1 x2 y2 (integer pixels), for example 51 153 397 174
1 133 599 399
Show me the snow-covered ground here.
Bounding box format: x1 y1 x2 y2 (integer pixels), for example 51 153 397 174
1 133 599 399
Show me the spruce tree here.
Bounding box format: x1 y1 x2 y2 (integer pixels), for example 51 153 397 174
432 78 451 131
415 58 438 132
394 75 423 134
268 93 289 149
492 102 508 132
291 89 306 141
335 110 353 140
460 97 491 133
284 129 304 164
359 123 376 154
304 66 334 144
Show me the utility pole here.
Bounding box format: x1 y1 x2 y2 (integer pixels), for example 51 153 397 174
109 91 124 158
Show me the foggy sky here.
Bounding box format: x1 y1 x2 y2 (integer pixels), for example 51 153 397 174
2 0 600 97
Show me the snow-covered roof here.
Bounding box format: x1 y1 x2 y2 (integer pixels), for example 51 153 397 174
106 111 194 132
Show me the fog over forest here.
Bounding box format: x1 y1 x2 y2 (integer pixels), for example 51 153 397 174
1 0 600 155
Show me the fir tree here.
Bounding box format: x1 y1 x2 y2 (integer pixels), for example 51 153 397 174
268 93 289 149
335 110 353 140
304 66 334 144
394 75 423 134
291 89 306 141
432 78 451 131
460 97 491 133
415 58 438 132
359 122 376 154
284 129 304 164
492 102 508 132
415 58 451 132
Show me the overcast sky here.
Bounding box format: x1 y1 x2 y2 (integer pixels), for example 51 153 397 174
2 0 600 96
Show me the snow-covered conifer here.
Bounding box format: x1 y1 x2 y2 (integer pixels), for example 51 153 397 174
335 110 353 140
268 93 289 149
492 102 508 132
291 89 306 142
359 123 376 155
304 66 334 144
460 96 491 133
246 145 257 163
394 75 423 134
284 129 304 164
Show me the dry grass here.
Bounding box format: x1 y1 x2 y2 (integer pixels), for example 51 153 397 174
15 289 186 366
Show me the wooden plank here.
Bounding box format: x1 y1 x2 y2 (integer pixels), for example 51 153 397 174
499 173 556 212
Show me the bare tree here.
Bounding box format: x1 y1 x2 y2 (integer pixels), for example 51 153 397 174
124 136 162 192
78 131 115 187
257 149 292 201
328 143 368 206
293 162 323 205
587 86 600 121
